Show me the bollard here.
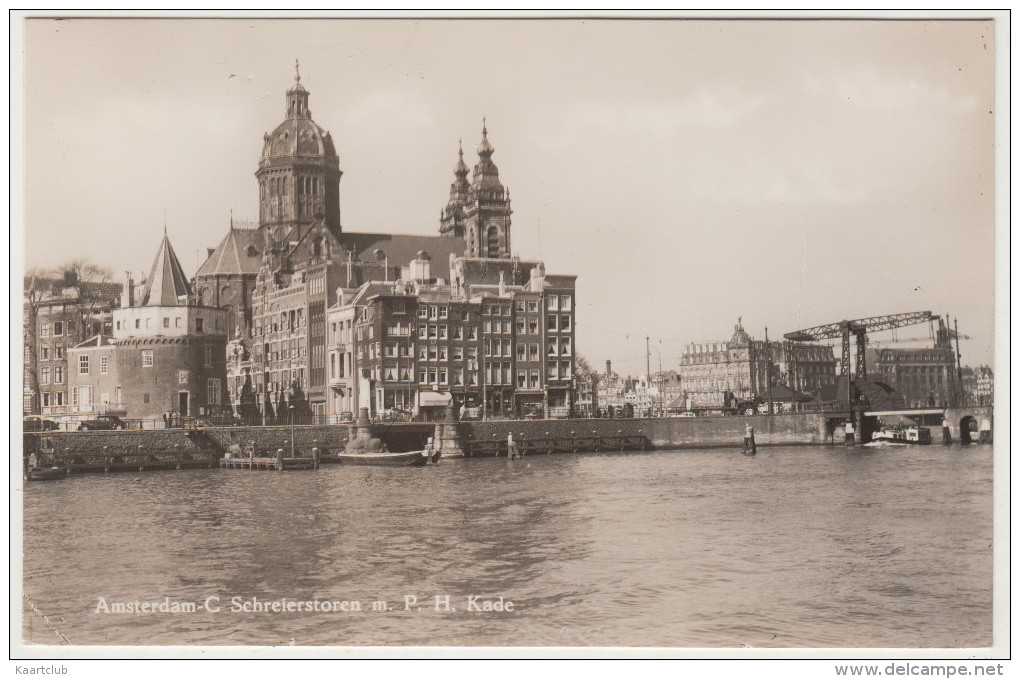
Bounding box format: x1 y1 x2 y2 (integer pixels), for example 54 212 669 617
277 448 285 471
139 444 145 471
619 429 624 451
174 443 181 470
312 447 320 470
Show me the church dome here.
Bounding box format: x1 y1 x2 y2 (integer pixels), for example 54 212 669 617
259 61 338 165
261 117 337 161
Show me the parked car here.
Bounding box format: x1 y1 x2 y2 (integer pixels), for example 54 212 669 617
78 415 127 431
23 416 59 432
679 411 697 418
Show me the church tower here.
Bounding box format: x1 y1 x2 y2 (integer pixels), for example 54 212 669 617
257 61 342 253
442 120 512 258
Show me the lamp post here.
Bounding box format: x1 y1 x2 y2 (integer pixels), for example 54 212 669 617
289 403 296 458
651 343 663 416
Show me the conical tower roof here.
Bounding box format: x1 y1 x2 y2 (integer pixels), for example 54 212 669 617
140 231 193 306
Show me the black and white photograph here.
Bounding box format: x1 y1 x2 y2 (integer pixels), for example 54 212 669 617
11 11 1008 667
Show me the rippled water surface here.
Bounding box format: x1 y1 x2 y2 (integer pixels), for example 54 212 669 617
22 444 993 647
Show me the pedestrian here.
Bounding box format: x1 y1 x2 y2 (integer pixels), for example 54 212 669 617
844 420 855 446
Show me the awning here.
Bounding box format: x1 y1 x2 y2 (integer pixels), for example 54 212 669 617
418 391 452 407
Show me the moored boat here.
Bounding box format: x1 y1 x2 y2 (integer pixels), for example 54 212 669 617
869 426 932 446
337 450 431 467
26 466 68 481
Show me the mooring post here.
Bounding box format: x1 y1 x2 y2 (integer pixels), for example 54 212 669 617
138 444 145 471
174 443 181 470
312 447 320 470
276 448 285 471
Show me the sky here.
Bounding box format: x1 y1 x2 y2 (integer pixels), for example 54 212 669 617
18 15 1000 375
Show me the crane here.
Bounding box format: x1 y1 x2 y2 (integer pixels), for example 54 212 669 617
784 311 942 406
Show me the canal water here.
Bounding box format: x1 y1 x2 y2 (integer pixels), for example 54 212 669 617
21 444 993 648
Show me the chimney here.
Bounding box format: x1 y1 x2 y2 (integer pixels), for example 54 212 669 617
125 271 135 307
606 360 612 375
529 261 545 291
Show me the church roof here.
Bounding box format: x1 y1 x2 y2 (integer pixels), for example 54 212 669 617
140 233 192 306
196 227 265 277
340 232 466 278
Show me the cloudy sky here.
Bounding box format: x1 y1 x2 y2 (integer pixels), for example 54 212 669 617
18 16 1000 373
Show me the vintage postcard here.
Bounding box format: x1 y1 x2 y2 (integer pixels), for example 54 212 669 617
11 10 1008 669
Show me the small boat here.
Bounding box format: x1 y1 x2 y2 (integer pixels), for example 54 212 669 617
26 466 68 481
337 450 431 467
870 426 932 446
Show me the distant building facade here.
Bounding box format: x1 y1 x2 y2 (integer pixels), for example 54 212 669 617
678 321 836 408
868 328 960 408
23 273 121 417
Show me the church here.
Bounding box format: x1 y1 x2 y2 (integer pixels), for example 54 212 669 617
195 65 576 422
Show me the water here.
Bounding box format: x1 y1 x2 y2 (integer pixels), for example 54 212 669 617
21 444 993 648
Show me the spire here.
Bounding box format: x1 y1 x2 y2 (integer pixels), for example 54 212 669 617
454 138 468 176
295 58 301 83
477 117 494 157
140 232 193 307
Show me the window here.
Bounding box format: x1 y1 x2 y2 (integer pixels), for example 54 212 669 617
41 393 50 408
548 315 558 331
528 301 538 313
515 300 526 312
419 369 428 384
41 367 50 384
175 317 181 327
207 379 220 405
516 318 526 334
41 323 51 337
548 338 558 356
530 370 540 389
42 346 49 360
547 296 559 311
530 344 540 361
517 344 526 361
439 306 448 320
439 346 448 361
561 337 572 355
439 325 448 340
561 361 572 379
79 355 89 375
164 317 170 328
439 369 448 384
429 305 438 320
418 346 428 361
54 367 63 384
100 356 108 374
528 319 538 334
54 391 64 406
143 393 150 404
141 350 154 367
205 346 214 367
561 315 571 331
145 318 151 328
179 370 190 384
561 295 572 311
453 346 464 361
101 393 110 405
135 319 141 329
548 362 558 379
517 370 527 388
195 318 204 333
419 324 428 340
418 306 428 318
53 321 64 336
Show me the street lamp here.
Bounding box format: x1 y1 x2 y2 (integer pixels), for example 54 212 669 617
289 403 296 458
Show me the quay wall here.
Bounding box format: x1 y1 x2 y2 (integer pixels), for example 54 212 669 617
23 413 836 458
466 413 832 451
23 425 352 457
